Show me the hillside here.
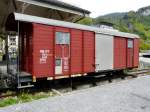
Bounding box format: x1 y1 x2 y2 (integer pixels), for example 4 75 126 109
78 6 150 50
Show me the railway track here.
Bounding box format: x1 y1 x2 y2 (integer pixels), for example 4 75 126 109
51 70 150 95
0 93 16 99
0 69 150 99
127 69 150 76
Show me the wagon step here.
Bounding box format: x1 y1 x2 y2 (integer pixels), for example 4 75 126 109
17 80 34 89
17 72 34 89
17 83 34 89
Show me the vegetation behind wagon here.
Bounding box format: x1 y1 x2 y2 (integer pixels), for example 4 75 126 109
78 6 150 51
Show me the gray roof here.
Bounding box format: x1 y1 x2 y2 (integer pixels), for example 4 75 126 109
0 0 91 33
36 0 91 14
14 13 139 39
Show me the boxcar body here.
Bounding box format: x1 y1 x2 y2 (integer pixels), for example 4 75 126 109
12 13 139 81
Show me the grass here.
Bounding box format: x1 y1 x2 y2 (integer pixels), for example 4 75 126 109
147 66 150 69
0 97 18 107
0 90 56 108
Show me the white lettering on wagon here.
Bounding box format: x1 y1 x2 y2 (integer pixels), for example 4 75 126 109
40 50 50 64
63 57 69 71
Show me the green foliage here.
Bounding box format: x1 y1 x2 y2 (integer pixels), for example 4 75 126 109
140 39 150 50
94 9 150 50
0 97 18 107
96 13 126 25
141 16 150 27
0 91 55 107
77 17 93 25
79 12 150 51
18 93 33 103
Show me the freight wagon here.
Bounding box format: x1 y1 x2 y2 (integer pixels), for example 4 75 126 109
6 13 139 88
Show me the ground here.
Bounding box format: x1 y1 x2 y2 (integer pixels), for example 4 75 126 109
0 75 150 112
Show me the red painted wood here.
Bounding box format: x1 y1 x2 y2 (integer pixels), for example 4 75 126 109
55 45 62 58
55 44 70 75
133 38 139 67
114 37 127 69
21 24 33 75
55 27 69 32
21 22 139 79
53 27 55 79
62 57 69 74
83 31 95 73
63 45 69 57
127 39 134 68
70 29 83 74
54 27 70 76
69 29 72 77
82 31 84 74
127 49 133 68
32 23 54 78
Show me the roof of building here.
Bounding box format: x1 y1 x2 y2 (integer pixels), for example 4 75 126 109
0 0 91 33
35 0 91 14
14 13 139 38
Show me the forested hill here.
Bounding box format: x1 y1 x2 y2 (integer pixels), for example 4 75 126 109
78 6 150 50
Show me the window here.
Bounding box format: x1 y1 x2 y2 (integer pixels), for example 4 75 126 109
55 59 61 66
56 32 70 44
128 40 133 48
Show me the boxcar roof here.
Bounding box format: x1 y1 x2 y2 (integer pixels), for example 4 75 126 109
14 13 139 38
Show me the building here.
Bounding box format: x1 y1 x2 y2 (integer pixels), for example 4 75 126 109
0 0 90 33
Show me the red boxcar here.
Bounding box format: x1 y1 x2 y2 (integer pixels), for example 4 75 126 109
21 23 95 80
8 13 140 82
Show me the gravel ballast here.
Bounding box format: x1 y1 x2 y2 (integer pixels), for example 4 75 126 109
1 75 150 112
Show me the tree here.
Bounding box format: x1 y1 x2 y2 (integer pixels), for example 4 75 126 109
77 17 93 25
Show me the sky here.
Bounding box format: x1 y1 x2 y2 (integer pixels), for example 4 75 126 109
61 0 150 17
